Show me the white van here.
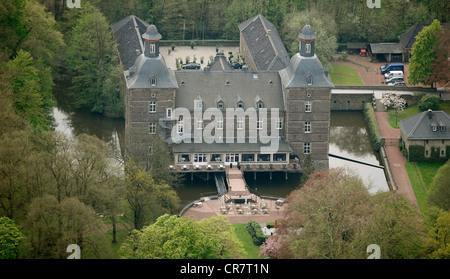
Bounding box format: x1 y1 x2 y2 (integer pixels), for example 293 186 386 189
384 70 403 79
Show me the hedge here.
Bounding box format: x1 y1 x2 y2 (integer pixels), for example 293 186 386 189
246 221 267 246
408 145 450 162
363 103 381 151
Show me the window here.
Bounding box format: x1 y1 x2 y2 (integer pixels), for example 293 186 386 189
166 108 172 119
306 74 313 85
304 142 311 154
177 121 184 135
441 126 446 132
150 77 157 86
237 102 244 109
425 149 429 157
257 101 264 109
211 154 222 162
237 118 243 129
217 118 223 130
149 101 156 113
193 154 207 163
149 123 156 134
276 119 283 130
150 44 155 53
441 148 446 157
305 122 311 133
197 119 203 130
217 101 224 110
432 126 437 132
257 120 263 130
305 43 311 53
197 101 204 110
305 101 312 112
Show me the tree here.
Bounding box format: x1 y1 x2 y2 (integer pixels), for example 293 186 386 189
408 20 444 88
418 94 441 111
119 214 244 259
0 217 24 259
65 2 122 116
380 92 406 125
427 160 450 211
261 168 426 259
282 8 337 67
424 210 450 259
124 160 180 230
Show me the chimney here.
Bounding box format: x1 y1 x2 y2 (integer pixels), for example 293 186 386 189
427 109 433 119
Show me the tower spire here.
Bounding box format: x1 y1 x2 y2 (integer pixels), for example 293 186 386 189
298 25 315 57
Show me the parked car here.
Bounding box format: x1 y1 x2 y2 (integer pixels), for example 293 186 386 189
181 63 201 69
384 70 403 79
380 63 404 74
387 81 406 86
385 77 404 84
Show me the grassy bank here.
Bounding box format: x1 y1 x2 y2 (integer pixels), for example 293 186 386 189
404 161 444 212
232 223 263 259
329 64 364 86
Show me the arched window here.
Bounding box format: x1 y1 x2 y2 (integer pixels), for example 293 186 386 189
150 75 157 86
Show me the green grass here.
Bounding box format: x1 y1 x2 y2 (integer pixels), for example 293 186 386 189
329 64 364 86
232 223 263 259
388 101 450 129
404 161 444 212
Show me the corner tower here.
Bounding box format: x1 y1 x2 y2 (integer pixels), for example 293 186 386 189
124 24 178 166
279 25 334 171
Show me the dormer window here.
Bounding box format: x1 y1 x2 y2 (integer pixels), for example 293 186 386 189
441 126 446 132
237 101 244 109
257 101 264 109
306 74 313 86
225 80 231 86
432 126 437 132
217 101 224 110
150 76 157 86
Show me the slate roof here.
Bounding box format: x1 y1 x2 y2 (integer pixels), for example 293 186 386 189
111 15 149 70
208 52 233 71
399 110 450 140
399 24 430 50
125 54 178 89
238 14 290 71
174 71 284 110
369 43 403 54
279 53 334 88
298 25 315 41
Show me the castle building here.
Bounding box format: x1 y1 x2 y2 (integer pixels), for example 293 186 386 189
112 15 334 172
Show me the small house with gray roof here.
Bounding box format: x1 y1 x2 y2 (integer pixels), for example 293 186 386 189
399 110 450 161
113 15 333 172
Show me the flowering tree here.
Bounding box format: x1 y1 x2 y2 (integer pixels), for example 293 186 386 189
380 92 406 125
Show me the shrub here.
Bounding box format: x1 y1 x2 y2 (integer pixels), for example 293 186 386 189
246 221 267 246
418 95 440 111
408 145 449 162
364 103 381 151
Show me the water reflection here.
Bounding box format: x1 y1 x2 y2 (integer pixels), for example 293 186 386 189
329 111 389 194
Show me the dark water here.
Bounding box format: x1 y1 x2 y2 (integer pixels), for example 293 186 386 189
51 82 388 208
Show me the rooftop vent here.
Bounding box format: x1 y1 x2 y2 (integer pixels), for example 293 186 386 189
427 109 433 119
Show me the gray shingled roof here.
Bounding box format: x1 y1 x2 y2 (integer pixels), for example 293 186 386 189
238 14 290 71
174 71 284 110
298 25 316 41
142 25 162 41
171 140 293 153
369 43 403 54
279 53 334 88
125 54 178 89
347 42 367 49
111 15 149 70
208 53 233 71
399 110 450 140
399 24 430 50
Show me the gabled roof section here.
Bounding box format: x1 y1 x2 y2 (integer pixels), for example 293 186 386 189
238 14 290 71
399 24 430 50
208 52 233 71
399 110 450 140
111 15 149 70
369 43 403 54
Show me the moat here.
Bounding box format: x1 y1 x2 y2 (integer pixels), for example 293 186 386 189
52 80 389 210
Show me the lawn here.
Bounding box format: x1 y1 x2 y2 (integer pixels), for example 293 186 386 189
329 64 364 86
232 223 264 259
387 101 450 129
404 161 444 212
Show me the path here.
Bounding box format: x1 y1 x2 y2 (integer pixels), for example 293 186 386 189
374 111 419 210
